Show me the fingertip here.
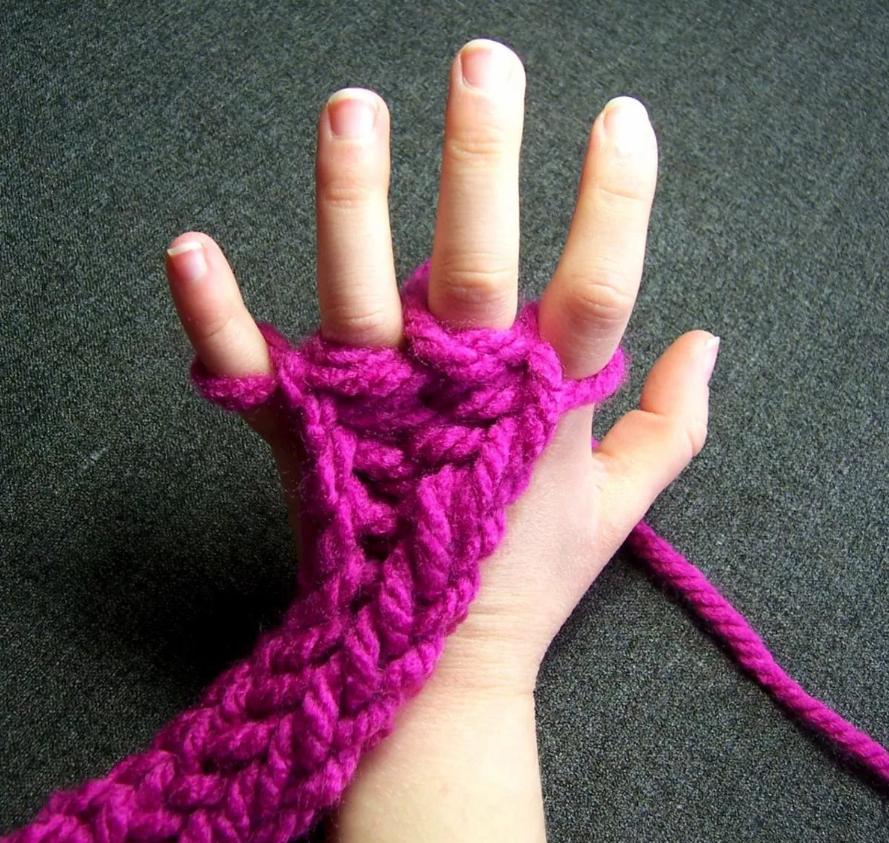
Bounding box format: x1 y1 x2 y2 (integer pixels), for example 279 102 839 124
641 330 718 410
602 95 649 118
166 233 204 284
638 330 719 466
321 88 390 142
165 230 217 259
166 229 212 251
166 238 203 259
165 231 232 285
456 38 526 89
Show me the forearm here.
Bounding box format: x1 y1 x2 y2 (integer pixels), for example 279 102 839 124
329 670 546 843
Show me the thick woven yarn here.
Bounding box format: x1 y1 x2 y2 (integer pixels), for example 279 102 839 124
4 261 887 843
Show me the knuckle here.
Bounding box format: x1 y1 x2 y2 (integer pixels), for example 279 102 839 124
670 415 708 462
317 178 376 212
596 177 651 205
194 313 237 345
438 259 514 306
444 126 510 166
595 166 654 205
326 304 392 345
566 269 634 327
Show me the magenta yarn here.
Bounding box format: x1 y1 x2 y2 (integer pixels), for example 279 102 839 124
624 522 889 783
3 261 886 843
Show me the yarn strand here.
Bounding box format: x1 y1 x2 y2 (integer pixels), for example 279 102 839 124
624 520 889 786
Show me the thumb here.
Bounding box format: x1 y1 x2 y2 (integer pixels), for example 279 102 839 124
592 330 719 547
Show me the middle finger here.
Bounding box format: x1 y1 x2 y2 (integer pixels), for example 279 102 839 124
429 39 526 329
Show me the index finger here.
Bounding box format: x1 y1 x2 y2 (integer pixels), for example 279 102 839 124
539 96 658 378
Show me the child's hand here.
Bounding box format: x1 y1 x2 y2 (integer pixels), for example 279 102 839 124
165 39 716 700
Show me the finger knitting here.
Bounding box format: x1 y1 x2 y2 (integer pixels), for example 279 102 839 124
3 261 624 842
6 260 886 843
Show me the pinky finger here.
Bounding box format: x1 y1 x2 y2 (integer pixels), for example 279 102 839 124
165 232 272 379
166 232 288 444
592 330 720 547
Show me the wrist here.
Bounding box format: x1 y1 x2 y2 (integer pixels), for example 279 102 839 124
331 670 544 843
428 610 545 698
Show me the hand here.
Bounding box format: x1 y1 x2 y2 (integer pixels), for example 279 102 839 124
165 39 716 694
164 38 717 842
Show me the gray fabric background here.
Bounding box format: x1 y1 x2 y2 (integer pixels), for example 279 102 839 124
1 0 887 839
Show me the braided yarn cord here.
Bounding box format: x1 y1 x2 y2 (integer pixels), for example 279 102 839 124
4 261 886 843
2 262 625 842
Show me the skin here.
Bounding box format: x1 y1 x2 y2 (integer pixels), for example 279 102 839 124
165 38 719 842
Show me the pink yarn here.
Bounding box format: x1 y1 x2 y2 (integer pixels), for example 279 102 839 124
624 521 889 783
3 260 886 842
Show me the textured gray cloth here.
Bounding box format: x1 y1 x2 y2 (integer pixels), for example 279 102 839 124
1 0 887 840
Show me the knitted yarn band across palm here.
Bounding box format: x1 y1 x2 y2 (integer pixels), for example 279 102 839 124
4 261 887 843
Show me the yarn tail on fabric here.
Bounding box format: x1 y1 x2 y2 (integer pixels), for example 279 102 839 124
2 261 886 843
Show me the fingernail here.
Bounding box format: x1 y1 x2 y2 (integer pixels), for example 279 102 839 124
702 335 721 382
602 96 651 156
460 39 513 91
327 89 379 138
166 240 207 282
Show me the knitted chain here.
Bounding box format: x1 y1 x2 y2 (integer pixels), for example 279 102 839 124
4 261 887 843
